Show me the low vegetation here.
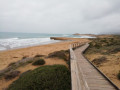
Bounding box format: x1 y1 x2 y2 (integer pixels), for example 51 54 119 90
20 70 32 78
34 54 45 58
92 57 107 67
117 71 120 80
22 56 28 59
32 58 45 65
86 36 120 66
4 71 20 80
8 65 71 90
7 62 16 67
48 50 69 61
0 58 34 79
0 49 70 80
85 35 120 55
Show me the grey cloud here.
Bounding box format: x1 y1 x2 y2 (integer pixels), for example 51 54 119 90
0 0 120 34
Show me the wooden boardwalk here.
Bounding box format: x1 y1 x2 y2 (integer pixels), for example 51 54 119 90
70 43 119 90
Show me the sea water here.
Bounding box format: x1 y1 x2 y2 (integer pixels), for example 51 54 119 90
0 32 95 51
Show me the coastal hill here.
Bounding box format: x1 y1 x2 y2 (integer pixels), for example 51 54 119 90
73 33 114 38
73 33 97 37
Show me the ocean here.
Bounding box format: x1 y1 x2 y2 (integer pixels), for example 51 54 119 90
0 32 95 51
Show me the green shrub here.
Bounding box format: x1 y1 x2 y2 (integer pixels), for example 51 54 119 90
34 54 45 58
20 70 32 78
117 71 120 80
109 47 120 54
48 50 69 61
8 65 71 90
94 44 101 49
32 59 45 65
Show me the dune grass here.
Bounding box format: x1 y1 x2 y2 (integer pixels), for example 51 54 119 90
8 65 71 90
48 50 69 61
85 36 120 55
32 58 45 65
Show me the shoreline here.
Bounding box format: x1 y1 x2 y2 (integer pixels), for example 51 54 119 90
0 39 62 52
0 37 88 52
0 40 62 52
0 35 96 52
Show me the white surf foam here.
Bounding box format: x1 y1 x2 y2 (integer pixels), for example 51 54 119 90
0 38 57 51
73 36 96 38
0 47 6 51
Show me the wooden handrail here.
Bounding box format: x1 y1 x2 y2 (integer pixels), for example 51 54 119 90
72 42 85 50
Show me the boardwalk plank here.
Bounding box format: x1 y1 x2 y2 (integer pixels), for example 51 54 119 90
72 43 117 90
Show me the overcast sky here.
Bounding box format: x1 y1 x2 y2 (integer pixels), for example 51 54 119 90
0 0 120 34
